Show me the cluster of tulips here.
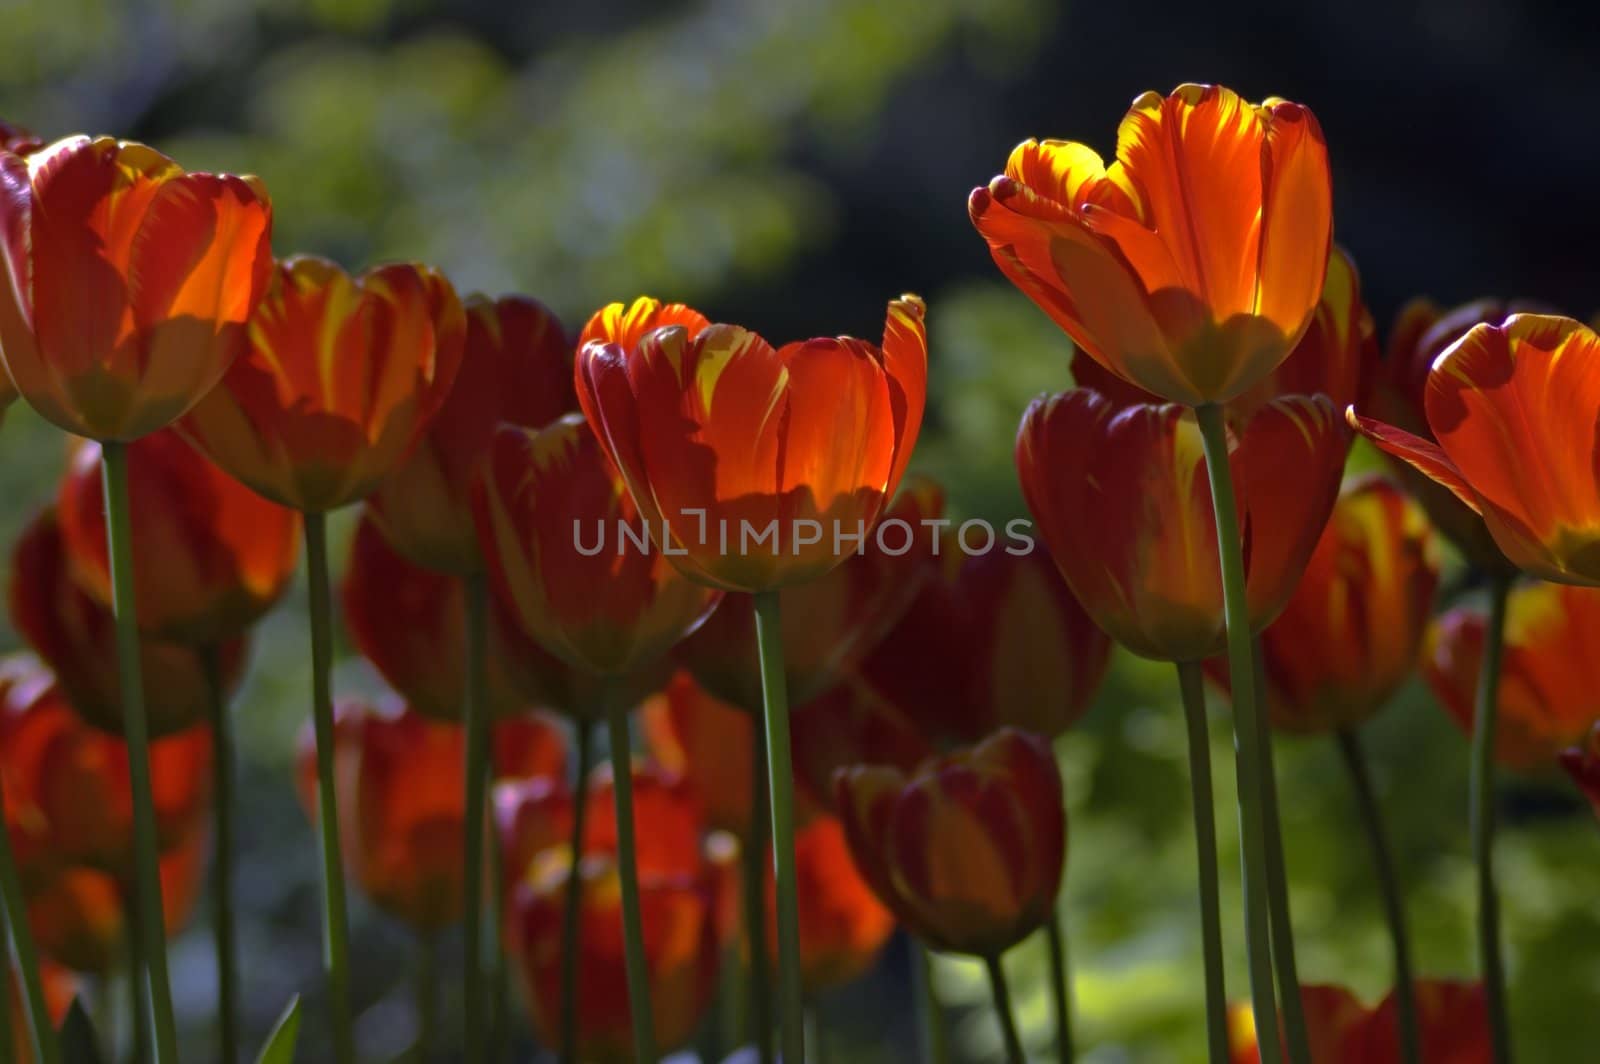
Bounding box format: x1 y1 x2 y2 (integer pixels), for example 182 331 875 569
0 78 1596 1064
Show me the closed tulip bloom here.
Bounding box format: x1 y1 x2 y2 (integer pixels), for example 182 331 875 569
1559 721 1600 820
968 84 1332 406
835 728 1063 956
1207 477 1439 733
1229 981 1489 1063
57 431 300 642
369 295 575 573
575 295 928 591
674 479 944 710
0 654 210 879
474 413 721 676
1425 582 1600 769
1350 314 1600 585
0 136 273 441
640 671 759 837
859 543 1112 744
9 507 247 735
790 681 932 815
774 814 895 993
179 256 466 512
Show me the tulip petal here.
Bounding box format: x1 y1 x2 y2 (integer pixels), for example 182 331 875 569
1347 408 1481 513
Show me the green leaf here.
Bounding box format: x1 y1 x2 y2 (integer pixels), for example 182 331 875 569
252 995 302 1064
57 997 105 1064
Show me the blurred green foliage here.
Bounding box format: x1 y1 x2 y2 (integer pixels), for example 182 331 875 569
2 1 1599 1061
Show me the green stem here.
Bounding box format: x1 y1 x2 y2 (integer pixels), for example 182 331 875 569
0 890 14 1064
0 786 55 1064
984 954 1025 1064
1045 912 1073 1061
101 442 178 1064
304 511 355 1064
486 761 509 1064
804 1004 825 1064
1473 574 1513 1063
751 591 804 1064
1193 403 1281 1064
559 720 595 1064
1251 639 1309 1064
1336 728 1419 1064
202 646 238 1064
462 573 490 1064
911 943 947 1064
741 730 773 1064
1175 662 1229 1063
604 710 656 1062
92 975 115 1060
127 897 149 1064
414 935 437 1063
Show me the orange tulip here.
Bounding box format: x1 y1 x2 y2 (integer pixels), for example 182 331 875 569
1424 582 1600 769
575 295 928 591
673 479 943 710
771 814 894 993
640 671 759 837
507 854 720 1064
1017 387 1343 663
835 728 1063 956
1206 477 1439 733
9 506 246 736
1229 981 1489 1063
368 295 575 573
790 681 932 816
1350 314 1600 585
178 256 465 513
0 653 210 880
293 696 567 930
56 430 300 642
7 956 74 1064
858 543 1111 744
0 135 273 441
1559 721 1600 821
26 825 206 976
474 413 721 677
968 84 1332 407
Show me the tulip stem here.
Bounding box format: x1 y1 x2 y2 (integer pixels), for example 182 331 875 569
1046 911 1074 1061
0 880 14 1064
1473 573 1513 1064
414 934 438 1062
985 953 1025 1064
304 510 355 1064
101 441 179 1064
751 590 805 1064
203 645 239 1064
911 943 947 1064
742 727 773 1064
1175 662 1229 1063
462 572 491 1064
1251 638 1309 1064
0 775 58 1064
127 907 150 1064
1193 403 1281 1064
605 708 657 1063
487 765 509 1064
1336 728 1419 1064
559 719 596 1064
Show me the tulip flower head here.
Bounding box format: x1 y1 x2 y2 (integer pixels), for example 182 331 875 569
179 256 465 513
1425 582 1600 769
575 295 928 592
969 84 1332 406
790 680 933 816
10 507 246 736
835 727 1064 957
1350 314 1600 585
773 814 895 994
640 671 759 836
56 431 300 643
1558 721 1600 821
1229 980 1490 1063
1207 476 1439 733
368 294 575 573
0 135 273 440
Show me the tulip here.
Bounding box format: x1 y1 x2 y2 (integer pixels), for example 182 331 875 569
772 815 894 994
1559 721 1600 821
1424 581 1600 770
789 681 932 816
0 136 273 442
9 506 247 737
968 84 1331 407
1229 981 1490 1063
6 956 73 1064
1228 984 1369 1063
640 671 760 838
368 294 574 575
0 120 42 418
56 431 300 644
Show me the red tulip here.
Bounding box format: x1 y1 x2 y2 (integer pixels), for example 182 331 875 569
1229 981 1490 1063
969 84 1331 406
772 815 895 993
0 136 273 440
575 296 927 591
790 681 932 816
639 671 759 837
1559 721 1600 820
835 728 1063 956
7 956 73 1063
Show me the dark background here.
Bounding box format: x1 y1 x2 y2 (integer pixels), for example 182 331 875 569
2 1 1598 1060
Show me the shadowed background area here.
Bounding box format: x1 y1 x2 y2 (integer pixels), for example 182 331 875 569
2 0 1598 1060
